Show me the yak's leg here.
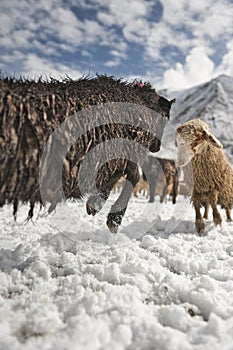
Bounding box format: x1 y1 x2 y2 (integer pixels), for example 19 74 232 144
107 163 139 233
86 189 111 216
226 207 232 222
86 174 122 216
13 199 19 220
210 191 222 227
27 201 35 221
192 193 205 234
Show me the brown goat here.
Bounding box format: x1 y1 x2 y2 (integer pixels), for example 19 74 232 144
176 119 233 234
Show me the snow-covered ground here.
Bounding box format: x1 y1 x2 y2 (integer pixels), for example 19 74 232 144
1 193 233 350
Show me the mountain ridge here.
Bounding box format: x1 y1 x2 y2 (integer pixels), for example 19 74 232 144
157 74 233 162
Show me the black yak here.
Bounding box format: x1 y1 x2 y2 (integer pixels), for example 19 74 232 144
0 75 175 232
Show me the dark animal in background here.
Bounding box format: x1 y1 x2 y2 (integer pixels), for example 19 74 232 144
133 176 149 198
0 75 175 233
142 156 179 204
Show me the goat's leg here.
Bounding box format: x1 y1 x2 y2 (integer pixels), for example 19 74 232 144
210 191 222 227
192 194 205 234
203 203 209 219
226 207 232 222
107 163 139 233
172 176 179 204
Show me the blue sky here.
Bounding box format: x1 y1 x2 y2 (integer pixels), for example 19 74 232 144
0 0 233 90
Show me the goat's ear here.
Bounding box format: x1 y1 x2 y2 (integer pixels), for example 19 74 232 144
170 98 176 105
206 132 223 149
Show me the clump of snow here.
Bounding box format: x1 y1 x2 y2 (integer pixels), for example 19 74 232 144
0 194 233 350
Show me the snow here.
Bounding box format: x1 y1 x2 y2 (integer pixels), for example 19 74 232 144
1 193 233 350
1 73 233 349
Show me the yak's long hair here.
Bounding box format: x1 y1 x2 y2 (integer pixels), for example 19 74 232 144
0 74 173 218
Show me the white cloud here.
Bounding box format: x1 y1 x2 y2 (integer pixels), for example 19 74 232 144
0 0 113 53
104 49 127 67
145 0 233 65
1 50 25 63
22 54 82 80
97 0 149 27
97 0 152 50
109 50 127 59
146 22 190 61
192 2 233 40
159 46 215 90
104 58 121 67
123 19 150 44
1 0 233 89
216 41 233 77
142 0 233 89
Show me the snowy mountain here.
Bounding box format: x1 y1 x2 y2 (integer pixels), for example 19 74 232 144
157 74 233 162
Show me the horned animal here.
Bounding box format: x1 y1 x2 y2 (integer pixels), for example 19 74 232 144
0 75 175 233
175 118 233 234
142 156 179 204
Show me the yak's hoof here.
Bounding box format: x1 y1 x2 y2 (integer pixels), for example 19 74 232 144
107 222 119 234
86 202 98 216
86 195 105 216
107 212 123 234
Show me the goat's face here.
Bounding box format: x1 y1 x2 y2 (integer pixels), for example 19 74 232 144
175 119 222 167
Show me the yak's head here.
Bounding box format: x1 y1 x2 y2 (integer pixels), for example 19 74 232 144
149 95 176 153
175 119 222 167
133 81 175 153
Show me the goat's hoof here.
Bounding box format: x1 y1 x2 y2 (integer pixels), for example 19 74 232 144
196 219 205 235
213 215 222 226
